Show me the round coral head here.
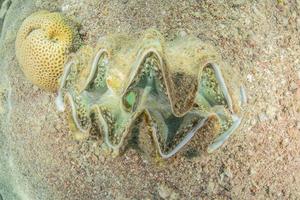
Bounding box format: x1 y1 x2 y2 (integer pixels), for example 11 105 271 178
15 10 77 92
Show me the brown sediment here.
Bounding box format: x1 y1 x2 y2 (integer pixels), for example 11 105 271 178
0 0 299 199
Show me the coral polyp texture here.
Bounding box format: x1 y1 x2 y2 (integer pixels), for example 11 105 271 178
56 30 246 159
15 10 78 92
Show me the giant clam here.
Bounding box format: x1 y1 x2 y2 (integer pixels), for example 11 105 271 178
56 29 246 159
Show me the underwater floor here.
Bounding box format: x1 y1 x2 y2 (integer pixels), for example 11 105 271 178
0 0 300 199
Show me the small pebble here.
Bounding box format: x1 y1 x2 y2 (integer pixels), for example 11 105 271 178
158 184 179 200
232 0 246 7
192 12 201 18
67 146 73 152
178 30 187 37
247 74 254 83
258 113 268 122
61 4 70 12
94 147 100 156
224 168 233 178
158 184 171 199
250 118 257 126
297 70 300 80
289 81 298 91
207 180 215 193
296 121 300 130
266 106 277 119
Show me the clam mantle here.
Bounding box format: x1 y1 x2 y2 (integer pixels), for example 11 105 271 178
56 29 246 159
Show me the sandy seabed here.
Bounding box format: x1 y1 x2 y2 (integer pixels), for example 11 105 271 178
0 0 299 199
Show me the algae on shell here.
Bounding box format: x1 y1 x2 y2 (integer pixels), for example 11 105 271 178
56 29 246 159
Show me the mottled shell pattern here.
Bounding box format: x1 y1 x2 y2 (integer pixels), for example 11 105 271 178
56 29 246 159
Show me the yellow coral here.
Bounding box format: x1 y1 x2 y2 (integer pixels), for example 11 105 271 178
15 10 77 92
